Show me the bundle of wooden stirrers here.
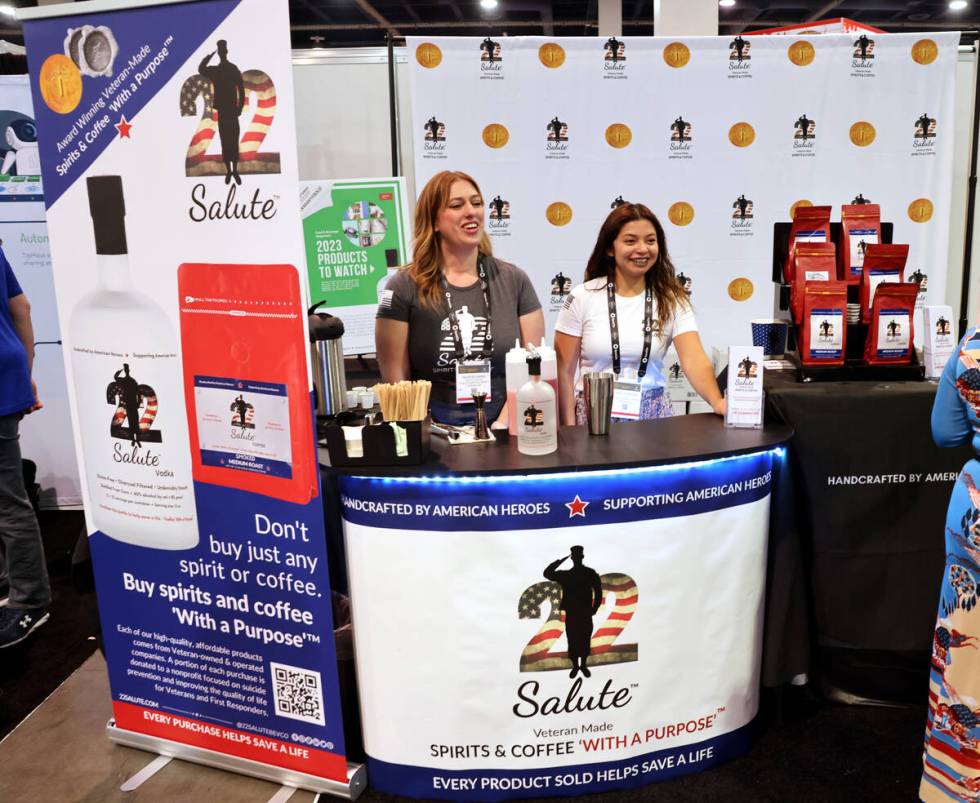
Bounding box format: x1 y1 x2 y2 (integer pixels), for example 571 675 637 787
374 380 432 421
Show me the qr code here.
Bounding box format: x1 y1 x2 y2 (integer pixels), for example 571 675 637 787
270 661 325 726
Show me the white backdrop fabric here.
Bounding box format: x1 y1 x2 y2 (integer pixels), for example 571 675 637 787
407 33 959 353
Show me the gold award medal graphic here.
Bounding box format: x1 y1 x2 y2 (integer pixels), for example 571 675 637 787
911 39 939 65
482 123 510 149
416 43 442 69
849 121 876 147
908 198 934 223
539 43 566 69
667 201 695 226
788 40 815 67
728 122 755 148
545 202 573 226
663 42 690 69
39 54 83 115
728 277 754 302
605 123 632 149
790 200 813 220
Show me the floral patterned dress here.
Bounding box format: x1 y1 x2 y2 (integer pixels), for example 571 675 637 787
922 328 980 801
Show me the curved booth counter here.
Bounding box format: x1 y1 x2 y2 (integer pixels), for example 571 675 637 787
326 415 792 800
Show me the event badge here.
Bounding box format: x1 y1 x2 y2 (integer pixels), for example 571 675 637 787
611 373 642 419
455 359 492 404
725 346 764 429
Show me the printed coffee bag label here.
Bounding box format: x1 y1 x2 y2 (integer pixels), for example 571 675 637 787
876 309 911 357
809 309 843 359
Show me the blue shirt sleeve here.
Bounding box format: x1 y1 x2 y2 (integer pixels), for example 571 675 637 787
932 335 974 449
2 250 21 299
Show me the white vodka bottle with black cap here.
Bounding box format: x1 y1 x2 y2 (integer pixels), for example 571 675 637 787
517 353 557 455
69 175 198 549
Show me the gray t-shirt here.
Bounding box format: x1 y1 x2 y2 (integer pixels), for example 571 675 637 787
376 256 541 425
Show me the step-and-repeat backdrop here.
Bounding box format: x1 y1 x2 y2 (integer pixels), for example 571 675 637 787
408 33 959 351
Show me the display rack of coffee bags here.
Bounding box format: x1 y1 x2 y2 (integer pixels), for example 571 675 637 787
771 215 924 381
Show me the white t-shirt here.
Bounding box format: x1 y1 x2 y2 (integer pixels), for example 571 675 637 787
555 277 698 391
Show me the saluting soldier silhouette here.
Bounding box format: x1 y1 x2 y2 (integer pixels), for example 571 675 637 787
739 356 754 378
548 117 565 141
819 320 833 339
198 40 245 186
605 37 623 62
425 116 442 140
490 195 506 219
113 364 144 447
730 35 748 61
233 394 249 429
795 114 813 140
855 34 872 62
734 195 750 219
544 546 603 679
611 195 626 209
916 113 933 138
671 116 690 142
481 36 500 63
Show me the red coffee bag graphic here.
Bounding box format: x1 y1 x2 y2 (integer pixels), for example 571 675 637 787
791 242 835 325
178 263 318 503
859 243 908 324
784 205 831 283
864 282 919 365
800 281 847 367
840 203 881 285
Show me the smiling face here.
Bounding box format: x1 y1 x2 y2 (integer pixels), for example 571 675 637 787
608 219 659 284
435 180 484 253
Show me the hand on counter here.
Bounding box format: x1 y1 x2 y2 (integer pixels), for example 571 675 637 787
712 397 727 417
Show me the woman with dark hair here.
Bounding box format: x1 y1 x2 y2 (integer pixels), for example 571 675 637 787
555 203 724 425
376 170 544 426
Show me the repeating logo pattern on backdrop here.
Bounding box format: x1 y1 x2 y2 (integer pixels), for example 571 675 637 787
549 271 572 312
603 36 627 80
479 36 503 80
913 112 937 156
792 113 815 157
669 115 692 159
731 195 753 238
422 114 447 160
851 34 875 78
729 36 751 79
487 193 510 237
546 115 569 159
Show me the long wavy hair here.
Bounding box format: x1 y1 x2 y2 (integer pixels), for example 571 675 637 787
584 203 690 332
408 170 493 308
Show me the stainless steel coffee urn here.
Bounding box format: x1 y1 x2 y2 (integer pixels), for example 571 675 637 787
308 302 347 417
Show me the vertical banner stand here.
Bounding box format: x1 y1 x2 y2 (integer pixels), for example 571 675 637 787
20 0 364 797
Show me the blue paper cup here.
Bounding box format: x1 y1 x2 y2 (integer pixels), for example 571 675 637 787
751 319 789 358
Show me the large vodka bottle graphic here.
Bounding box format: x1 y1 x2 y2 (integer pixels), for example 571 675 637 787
69 176 198 549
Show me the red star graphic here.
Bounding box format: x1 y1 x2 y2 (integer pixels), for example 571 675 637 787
115 116 132 138
565 494 589 518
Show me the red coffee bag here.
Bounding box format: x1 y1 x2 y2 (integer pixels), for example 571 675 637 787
801 281 847 367
791 242 836 325
178 263 319 504
859 243 908 324
840 203 881 285
785 205 832 283
864 282 919 365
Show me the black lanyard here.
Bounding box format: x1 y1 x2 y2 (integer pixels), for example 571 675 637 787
607 280 654 378
442 257 493 360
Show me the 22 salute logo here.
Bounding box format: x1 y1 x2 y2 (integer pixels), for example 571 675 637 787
603 36 627 79
179 38 280 222
514 543 639 719
728 35 751 79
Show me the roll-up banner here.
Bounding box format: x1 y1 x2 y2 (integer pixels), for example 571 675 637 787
21 0 361 795
341 449 777 800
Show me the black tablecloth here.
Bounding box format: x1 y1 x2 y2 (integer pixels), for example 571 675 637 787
766 372 974 695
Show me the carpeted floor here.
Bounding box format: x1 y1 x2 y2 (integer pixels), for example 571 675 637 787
2 511 931 801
